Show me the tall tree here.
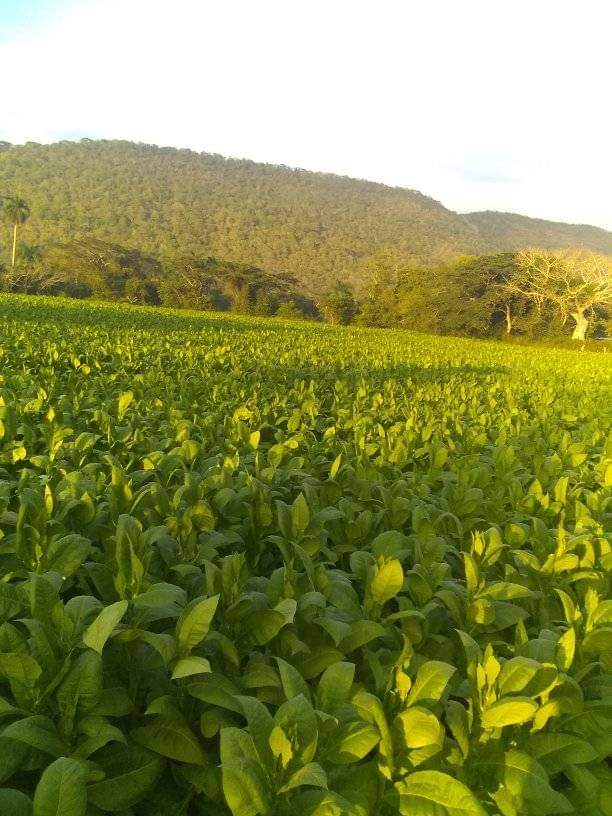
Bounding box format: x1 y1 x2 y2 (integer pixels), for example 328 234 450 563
508 249 612 340
3 196 30 267
321 282 358 325
357 252 403 327
443 254 522 336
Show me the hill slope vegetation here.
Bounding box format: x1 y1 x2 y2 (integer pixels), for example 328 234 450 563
464 210 612 256
1 139 610 293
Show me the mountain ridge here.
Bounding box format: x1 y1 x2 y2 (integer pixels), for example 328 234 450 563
0 139 610 293
463 209 612 256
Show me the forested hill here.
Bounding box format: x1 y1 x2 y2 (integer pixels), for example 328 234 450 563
464 210 612 256
1 139 611 292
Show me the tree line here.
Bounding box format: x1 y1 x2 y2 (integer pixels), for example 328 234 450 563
0 225 318 320
1 195 610 340
353 250 612 341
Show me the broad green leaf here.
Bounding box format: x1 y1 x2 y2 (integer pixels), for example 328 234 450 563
328 721 380 764
276 657 311 702
171 656 212 679
339 620 387 653
269 725 293 768
396 706 442 749
479 582 534 600
45 534 91 578
133 583 186 610
64 595 103 635
563 765 609 815
446 701 470 757
82 600 128 653
582 627 612 656
497 656 541 695
237 696 274 766
370 560 404 605
292 493 311 537
249 430 261 450
117 390 134 419
497 749 574 814
87 744 164 811
527 732 598 774
3 716 66 757
114 514 145 600
481 697 538 729
220 727 259 765
0 788 33 816
132 717 206 765
395 770 486 815
371 531 408 559
294 647 345 680
0 738 30 784
352 691 394 780
243 609 288 645
278 762 327 793
406 661 456 707
316 661 355 715
0 653 42 687
330 453 343 479
189 676 243 714
75 715 126 757
274 598 297 624
57 650 103 739
138 630 178 664
189 499 215 531
291 790 355 816
33 757 86 816
456 630 482 665
274 695 318 766
332 762 381 816
556 627 576 671
590 600 612 627
222 757 272 816
176 594 219 656
89 685 133 718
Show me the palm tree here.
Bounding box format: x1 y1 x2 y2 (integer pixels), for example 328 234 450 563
3 197 30 268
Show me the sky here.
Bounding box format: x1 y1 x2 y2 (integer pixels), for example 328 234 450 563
0 0 610 230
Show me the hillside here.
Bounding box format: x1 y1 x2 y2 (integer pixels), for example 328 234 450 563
0 139 611 293
464 210 612 255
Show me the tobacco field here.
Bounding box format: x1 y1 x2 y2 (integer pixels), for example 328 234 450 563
0 294 610 816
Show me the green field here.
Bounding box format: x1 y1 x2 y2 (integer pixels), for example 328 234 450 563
0 294 610 816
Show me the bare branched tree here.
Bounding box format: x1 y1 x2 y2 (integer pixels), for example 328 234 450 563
3 262 66 294
506 249 612 340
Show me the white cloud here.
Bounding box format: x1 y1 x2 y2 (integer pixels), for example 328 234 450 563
0 0 610 228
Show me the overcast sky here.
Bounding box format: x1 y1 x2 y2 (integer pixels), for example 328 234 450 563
1 0 610 229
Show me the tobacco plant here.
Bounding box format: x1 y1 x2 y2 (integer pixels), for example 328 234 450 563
0 294 609 815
